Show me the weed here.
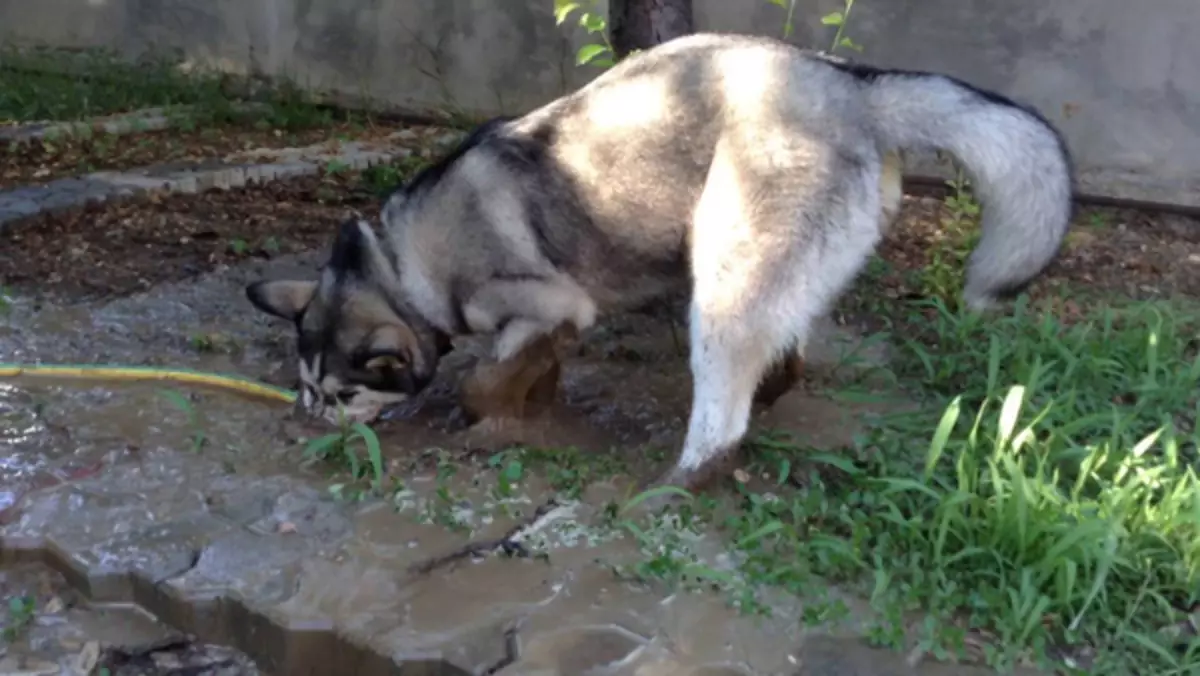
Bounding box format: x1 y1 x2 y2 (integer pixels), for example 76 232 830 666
0 46 355 132
489 445 626 500
917 173 982 304
2 595 36 642
361 154 431 195
819 0 864 53
325 158 351 176
488 453 527 500
404 450 473 533
1087 210 1113 229
160 389 207 453
302 409 387 500
187 332 238 354
765 0 861 52
553 1 618 68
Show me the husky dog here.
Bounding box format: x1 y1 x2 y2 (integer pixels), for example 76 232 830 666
245 33 1073 490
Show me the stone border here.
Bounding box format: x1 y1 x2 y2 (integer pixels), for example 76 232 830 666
1 530 482 675
0 128 467 229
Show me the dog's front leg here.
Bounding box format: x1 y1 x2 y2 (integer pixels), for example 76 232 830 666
456 276 595 425
458 323 578 422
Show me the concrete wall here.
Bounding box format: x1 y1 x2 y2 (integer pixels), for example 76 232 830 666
1 0 1197 208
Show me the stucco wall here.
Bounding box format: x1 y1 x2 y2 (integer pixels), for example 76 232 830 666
1 0 1196 208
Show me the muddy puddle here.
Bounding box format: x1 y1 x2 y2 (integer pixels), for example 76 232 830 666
0 561 260 675
0 252 1033 675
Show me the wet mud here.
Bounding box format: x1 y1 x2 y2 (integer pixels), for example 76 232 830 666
0 252 1031 675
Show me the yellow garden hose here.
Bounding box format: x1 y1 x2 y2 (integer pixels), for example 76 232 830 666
0 363 298 404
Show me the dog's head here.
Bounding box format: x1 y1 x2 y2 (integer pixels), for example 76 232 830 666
245 218 450 424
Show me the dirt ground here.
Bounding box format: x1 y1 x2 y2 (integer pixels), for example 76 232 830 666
3 171 1199 311
0 172 391 301
880 194 1200 303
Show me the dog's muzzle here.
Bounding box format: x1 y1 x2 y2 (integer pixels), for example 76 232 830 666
293 382 396 426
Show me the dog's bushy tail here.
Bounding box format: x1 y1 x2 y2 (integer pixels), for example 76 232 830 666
862 70 1074 309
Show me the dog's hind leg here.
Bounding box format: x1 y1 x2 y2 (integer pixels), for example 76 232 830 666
754 348 805 408
656 137 885 495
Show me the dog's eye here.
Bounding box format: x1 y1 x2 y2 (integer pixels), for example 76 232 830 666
364 354 406 371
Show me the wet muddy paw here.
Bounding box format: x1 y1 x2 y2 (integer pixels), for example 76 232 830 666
459 328 570 422
461 416 543 452
633 467 701 513
637 446 743 512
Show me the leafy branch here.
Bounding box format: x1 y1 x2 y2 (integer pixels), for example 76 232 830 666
554 0 617 68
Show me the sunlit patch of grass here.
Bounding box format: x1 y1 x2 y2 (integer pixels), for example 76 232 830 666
616 296 1200 673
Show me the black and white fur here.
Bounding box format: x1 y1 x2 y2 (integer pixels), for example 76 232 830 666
246 33 1074 488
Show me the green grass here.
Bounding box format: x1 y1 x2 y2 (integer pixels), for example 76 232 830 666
0 46 344 131
301 409 387 502
617 296 1200 674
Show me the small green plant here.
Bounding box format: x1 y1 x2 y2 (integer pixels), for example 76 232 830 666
488 452 527 500
227 238 250 256
361 154 432 195
160 389 207 453
819 0 863 53
918 171 981 304
325 158 351 175
302 408 386 499
765 0 861 52
553 0 617 68
420 450 472 533
1087 210 1112 228
187 331 237 354
2 595 36 642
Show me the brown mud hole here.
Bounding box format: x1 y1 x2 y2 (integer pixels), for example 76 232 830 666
3 163 1200 675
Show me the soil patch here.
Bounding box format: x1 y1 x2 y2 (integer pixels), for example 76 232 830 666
0 119 413 189
840 196 1200 322
0 172 405 302
7 180 1199 310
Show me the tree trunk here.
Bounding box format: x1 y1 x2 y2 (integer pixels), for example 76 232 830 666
609 0 694 59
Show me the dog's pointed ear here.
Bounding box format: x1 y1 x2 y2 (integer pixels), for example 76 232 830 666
329 219 376 279
245 280 317 321
329 218 402 289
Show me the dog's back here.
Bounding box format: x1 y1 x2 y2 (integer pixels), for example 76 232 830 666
385 34 896 315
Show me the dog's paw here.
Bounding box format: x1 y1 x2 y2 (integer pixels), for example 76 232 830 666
460 416 540 452
633 446 743 512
